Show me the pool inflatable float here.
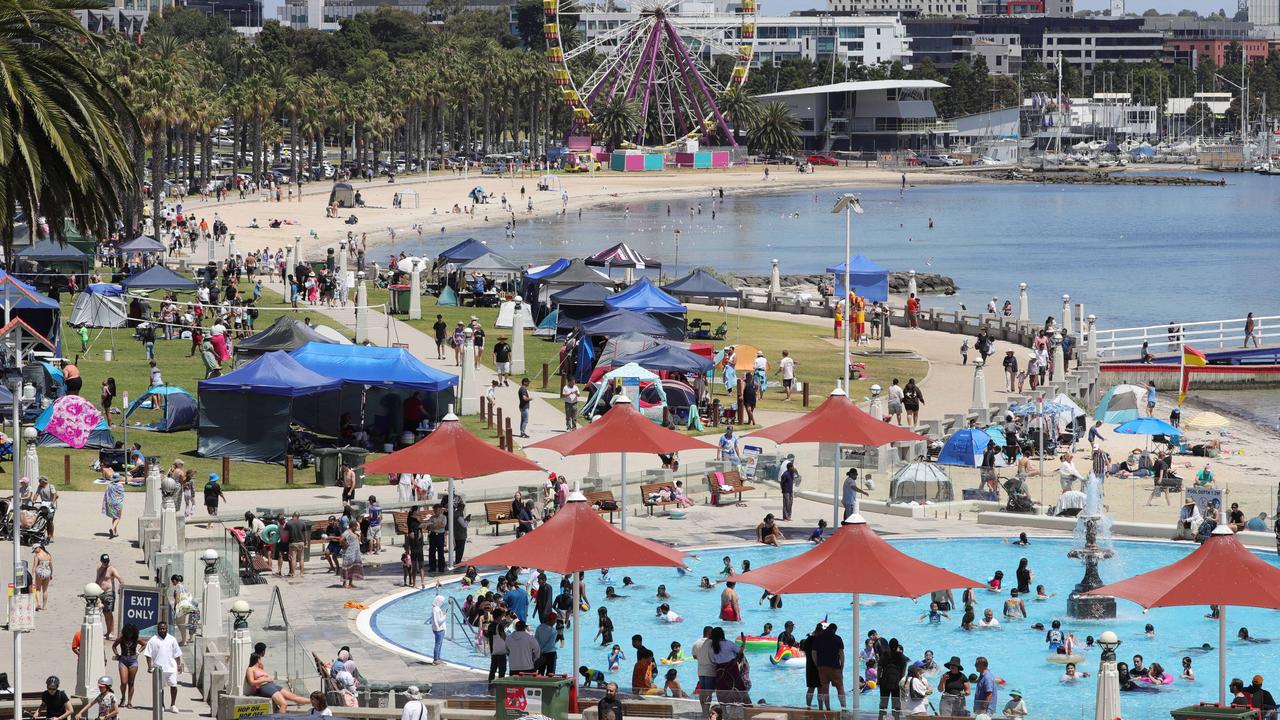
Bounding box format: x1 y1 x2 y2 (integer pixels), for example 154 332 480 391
1136 673 1175 686
1047 654 1085 665
739 635 778 651
769 646 805 668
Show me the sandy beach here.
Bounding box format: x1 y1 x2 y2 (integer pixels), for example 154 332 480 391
176 164 985 263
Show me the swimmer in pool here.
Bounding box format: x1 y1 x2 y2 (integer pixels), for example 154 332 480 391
1061 662 1091 682
1182 643 1214 655
1180 657 1195 681
656 603 682 623
656 585 670 600
1003 590 1027 620
988 570 1004 592
720 557 734 576
604 587 625 600
1035 584 1054 601
622 577 638 588
699 577 714 589
960 607 975 631
919 602 949 624
599 569 614 584
1145 624 1156 639
978 608 1000 628
1238 627 1270 643
1009 532 1030 546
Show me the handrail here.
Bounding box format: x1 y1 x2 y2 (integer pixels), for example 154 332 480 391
447 596 481 652
1095 314 1280 357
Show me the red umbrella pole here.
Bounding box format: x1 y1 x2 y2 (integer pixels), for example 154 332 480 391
851 591 860 715
1219 606 1226 706
832 444 842 527
571 574 581 712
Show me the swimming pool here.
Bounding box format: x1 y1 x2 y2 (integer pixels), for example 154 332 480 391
368 537 1280 718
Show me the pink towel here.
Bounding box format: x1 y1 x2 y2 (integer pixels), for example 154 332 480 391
45 394 103 449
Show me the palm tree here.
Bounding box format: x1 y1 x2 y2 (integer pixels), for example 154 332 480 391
590 94 641 150
718 86 761 145
747 101 800 157
0 0 136 256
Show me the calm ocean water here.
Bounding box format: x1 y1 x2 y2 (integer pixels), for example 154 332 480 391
397 171 1280 420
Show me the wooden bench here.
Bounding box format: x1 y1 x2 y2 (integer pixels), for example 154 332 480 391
706 469 756 506
484 500 522 535
584 490 618 523
744 708 837 720
619 701 675 718
391 509 430 544
229 528 272 579
640 482 680 516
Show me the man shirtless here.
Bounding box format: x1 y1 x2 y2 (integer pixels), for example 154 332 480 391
96 554 124 640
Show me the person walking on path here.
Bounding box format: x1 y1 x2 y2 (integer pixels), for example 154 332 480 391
562 380 580 430
780 461 799 521
887 379 904 425
31 542 52 610
1002 351 1018 393
493 336 512 386
517 378 532 438
902 378 924 426
101 474 125 539
339 523 363 589
774 350 797 401
142 621 183 712
1146 381 1157 418
432 315 447 360
285 512 310 578
1245 312 1261 348
203 473 227 517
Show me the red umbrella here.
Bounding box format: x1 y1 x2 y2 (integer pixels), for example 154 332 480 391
526 396 715 530
467 493 687 710
749 387 925 525
363 414 543 559
734 515 981 714
1086 525 1280 704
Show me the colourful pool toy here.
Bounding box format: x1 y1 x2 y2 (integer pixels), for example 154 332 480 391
769 645 806 667
739 634 778 651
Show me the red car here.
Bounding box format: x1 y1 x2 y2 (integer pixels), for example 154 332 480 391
807 154 839 166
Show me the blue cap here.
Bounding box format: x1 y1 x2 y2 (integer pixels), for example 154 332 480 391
209 473 219 483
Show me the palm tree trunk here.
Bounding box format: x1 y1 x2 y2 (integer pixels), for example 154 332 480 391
150 126 164 231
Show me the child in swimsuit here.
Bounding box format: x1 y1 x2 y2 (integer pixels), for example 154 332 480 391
607 645 625 672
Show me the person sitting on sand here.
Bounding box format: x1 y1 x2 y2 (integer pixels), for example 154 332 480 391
757 514 784 547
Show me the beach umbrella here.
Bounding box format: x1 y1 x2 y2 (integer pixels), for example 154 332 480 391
467 490 687 711
1086 526 1280 705
734 515 982 715
525 396 715 531
1115 417 1181 437
936 428 992 467
362 412 543 562
1185 412 1231 431
748 386 925 525
1008 400 1073 417
1094 384 1146 424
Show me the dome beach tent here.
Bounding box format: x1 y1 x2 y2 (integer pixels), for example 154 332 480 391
69 283 126 328
124 385 198 432
234 316 339 362
198 351 344 463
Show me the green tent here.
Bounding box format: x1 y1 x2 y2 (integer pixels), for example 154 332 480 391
437 286 458 307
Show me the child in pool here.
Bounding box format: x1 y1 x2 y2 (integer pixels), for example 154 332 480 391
657 603 683 623
656 585 671 600
607 645 625 672
599 568 614 585
760 590 782 609
988 570 1004 591
740 560 751 574
622 576 638 588
1145 624 1156 639
720 557 734 576
605 587 625 600
461 566 478 586
579 666 607 688
666 642 687 663
809 519 828 544
758 623 774 638
699 577 714 589
1180 657 1195 681
862 659 878 692
1035 584 1054 600
663 669 687 698
596 607 614 645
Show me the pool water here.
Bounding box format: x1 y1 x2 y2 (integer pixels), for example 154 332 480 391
369 537 1280 718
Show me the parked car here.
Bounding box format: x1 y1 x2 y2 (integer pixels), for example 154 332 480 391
807 154 839 166
918 154 962 167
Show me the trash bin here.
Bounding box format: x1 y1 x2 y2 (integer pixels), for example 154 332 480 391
492 676 573 720
1170 704 1263 720
313 448 342 486
390 284 410 314
338 447 369 484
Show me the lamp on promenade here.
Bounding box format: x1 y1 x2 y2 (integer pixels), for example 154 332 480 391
831 194 863 391
1095 630 1122 720
201 549 224 642
75 584 106 697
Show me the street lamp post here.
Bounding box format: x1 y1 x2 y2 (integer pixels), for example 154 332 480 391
1095 630 1122 720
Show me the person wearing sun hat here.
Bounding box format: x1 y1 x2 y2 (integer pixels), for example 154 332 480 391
938 656 969 716
1177 497 1203 541
1001 688 1027 718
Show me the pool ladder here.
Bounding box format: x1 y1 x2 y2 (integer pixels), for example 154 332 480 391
447 596 483 653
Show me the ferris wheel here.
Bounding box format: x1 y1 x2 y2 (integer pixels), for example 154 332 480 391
544 0 758 151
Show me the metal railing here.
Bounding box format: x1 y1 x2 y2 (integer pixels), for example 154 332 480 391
1094 314 1280 359
447 595 480 651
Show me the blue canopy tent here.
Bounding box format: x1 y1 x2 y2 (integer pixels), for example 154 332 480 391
605 278 687 339
826 254 889 302
121 265 198 292
614 344 713 375
435 238 490 266
937 428 993 467
576 309 672 338
33 403 114 449
551 282 612 329
662 269 739 300
525 258 571 281
125 385 198 432
117 235 166 254
198 351 345 463
290 342 458 439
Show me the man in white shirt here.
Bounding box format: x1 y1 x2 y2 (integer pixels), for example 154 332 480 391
561 381 580 431
774 350 797 402
143 622 183 711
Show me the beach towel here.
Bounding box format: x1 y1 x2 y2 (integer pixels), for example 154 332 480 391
44 394 103 449
102 482 124 519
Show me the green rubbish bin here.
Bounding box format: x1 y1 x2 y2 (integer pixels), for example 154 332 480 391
390 284 410 314
313 448 342 486
1170 704 1262 720
492 676 573 720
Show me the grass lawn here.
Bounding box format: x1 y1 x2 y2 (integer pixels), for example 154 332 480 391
40 280 388 492
372 290 927 415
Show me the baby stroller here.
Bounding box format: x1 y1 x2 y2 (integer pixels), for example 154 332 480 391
0 501 51 546
1002 477 1035 514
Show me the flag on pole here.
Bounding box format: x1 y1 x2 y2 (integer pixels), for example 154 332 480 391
1178 345 1208 405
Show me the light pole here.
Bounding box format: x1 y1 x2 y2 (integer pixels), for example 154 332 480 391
830 194 864 392
201 549 224 643
1095 630 1122 720
75 584 105 698
228 600 254 696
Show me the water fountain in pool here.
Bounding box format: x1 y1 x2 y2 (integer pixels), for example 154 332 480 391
1067 473 1117 619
